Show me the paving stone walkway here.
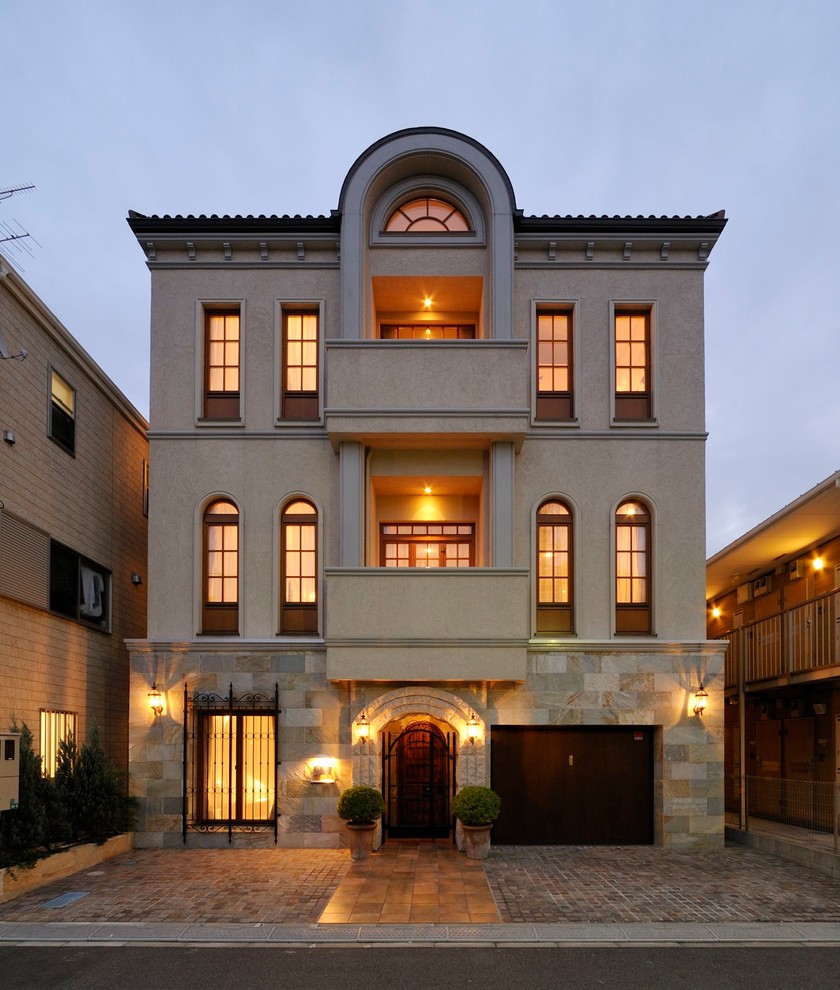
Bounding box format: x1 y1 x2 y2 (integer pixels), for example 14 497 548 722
1 841 838 931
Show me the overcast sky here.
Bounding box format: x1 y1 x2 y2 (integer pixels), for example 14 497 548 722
3 1 838 555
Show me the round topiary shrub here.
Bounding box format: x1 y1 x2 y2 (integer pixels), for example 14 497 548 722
451 786 501 826
336 785 385 825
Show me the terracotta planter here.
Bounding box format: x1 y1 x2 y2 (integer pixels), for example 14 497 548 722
345 822 377 861
461 823 493 860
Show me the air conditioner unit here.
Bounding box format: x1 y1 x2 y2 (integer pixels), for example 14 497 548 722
752 574 772 597
736 583 753 604
788 559 804 581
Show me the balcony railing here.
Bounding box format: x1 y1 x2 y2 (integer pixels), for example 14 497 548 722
725 774 839 854
720 589 838 687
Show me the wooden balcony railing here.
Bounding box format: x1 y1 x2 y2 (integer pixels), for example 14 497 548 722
720 588 839 687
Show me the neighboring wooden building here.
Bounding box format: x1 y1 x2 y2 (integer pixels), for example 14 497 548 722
127 128 726 850
0 261 148 772
707 471 840 831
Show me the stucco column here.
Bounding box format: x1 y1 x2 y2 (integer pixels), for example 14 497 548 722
490 441 515 567
339 441 365 566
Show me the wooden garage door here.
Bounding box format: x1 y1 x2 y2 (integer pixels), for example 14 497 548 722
490 726 653 844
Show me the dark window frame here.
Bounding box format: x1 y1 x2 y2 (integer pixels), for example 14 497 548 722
615 500 652 634
614 309 652 421
281 310 319 421
201 499 239 635
280 499 318 635
535 310 574 421
380 522 476 568
202 309 241 421
535 500 574 634
49 540 111 632
48 368 76 455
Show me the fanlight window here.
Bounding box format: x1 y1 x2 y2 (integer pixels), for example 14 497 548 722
385 197 470 233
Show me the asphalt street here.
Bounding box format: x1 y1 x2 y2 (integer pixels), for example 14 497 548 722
3 946 840 990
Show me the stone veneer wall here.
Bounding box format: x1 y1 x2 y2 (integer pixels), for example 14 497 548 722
128 643 724 850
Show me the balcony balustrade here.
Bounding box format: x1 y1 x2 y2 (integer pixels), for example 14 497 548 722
720 589 839 687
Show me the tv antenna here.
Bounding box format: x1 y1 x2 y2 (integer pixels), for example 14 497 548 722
0 184 39 269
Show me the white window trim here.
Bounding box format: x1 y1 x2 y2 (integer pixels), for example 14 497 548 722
609 300 658 427
195 299 246 427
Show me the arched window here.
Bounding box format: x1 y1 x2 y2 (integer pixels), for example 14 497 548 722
536 500 573 634
281 499 318 635
385 196 470 232
203 499 239 634
615 500 651 634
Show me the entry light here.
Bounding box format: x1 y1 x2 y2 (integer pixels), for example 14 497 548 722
711 606 721 619
148 683 163 717
424 486 432 495
311 756 337 783
423 296 432 310
693 683 708 718
357 712 370 745
813 557 825 571
467 711 480 745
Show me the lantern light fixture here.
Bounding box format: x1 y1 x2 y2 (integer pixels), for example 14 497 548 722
693 683 708 717
357 712 370 745
467 711 480 745
148 683 163 717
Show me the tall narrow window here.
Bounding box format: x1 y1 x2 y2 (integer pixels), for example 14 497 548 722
49 369 76 454
203 499 239 634
204 311 240 420
282 311 319 420
614 310 651 420
536 311 573 420
198 713 275 823
40 710 78 778
536 500 573 634
281 500 317 634
615 500 651 633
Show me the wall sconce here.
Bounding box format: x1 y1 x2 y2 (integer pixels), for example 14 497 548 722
467 711 480 745
131 572 143 585
813 556 825 571
711 605 721 619
311 756 337 783
148 683 163 716
357 712 369 745
693 683 708 717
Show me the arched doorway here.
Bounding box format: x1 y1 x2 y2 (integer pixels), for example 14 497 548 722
383 721 455 838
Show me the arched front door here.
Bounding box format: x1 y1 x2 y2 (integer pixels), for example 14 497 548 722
384 722 454 838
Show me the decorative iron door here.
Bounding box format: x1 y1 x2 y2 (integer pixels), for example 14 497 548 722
384 723 454 838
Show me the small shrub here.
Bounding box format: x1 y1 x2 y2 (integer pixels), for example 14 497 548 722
336 785 385 824
452 786 501 826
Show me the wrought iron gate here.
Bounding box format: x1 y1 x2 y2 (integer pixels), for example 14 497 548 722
183 683 280 844
383 722 455 839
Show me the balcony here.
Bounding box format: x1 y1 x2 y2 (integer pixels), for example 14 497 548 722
720 589 839 688
324 567 529 681
324 340 529 445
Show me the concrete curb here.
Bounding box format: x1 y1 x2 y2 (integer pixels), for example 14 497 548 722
2 921 840 946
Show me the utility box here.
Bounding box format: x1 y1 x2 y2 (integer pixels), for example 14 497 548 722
0 732 21 811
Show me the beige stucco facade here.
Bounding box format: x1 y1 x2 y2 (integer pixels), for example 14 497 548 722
0 263 148 770
127 128 726 849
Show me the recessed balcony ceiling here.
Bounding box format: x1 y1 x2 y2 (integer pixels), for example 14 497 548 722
372 276 482 315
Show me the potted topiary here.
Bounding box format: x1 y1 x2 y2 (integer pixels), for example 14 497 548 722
452 785 501 860
336 785 385 861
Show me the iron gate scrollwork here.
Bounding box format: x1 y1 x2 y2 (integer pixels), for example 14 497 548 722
183 682 280 844
383 722 455 839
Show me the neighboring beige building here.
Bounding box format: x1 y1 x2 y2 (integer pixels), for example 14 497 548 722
0 261 148 772
127 128 726 850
